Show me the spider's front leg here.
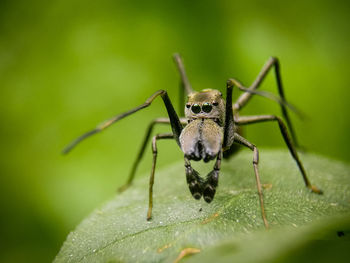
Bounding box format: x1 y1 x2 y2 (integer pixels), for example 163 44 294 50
62 89 183 221
145 92 184 220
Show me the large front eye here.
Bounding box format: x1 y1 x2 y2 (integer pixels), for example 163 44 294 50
191 104 201 114
202 102 212 113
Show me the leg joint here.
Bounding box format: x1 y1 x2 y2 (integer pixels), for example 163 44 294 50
269 56 279 65
152 136 158 153
253 146 259 164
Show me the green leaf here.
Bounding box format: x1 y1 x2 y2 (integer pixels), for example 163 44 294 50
185 214 350 263
54 150 350 263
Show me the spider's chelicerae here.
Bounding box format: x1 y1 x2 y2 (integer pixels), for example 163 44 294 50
63 54 322 228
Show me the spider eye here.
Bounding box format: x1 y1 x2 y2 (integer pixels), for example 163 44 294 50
202 103 212 113
213 102 219 106
191 104 201 114
186 104 191 108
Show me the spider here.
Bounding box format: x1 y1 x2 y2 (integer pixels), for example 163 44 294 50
63 54 322 228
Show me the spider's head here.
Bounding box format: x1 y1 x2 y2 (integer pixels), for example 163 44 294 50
185 89 225 124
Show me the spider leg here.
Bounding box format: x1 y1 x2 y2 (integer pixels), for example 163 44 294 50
231 57 299 147
119 117 187 192
173 53 193 95
236 115 322 194
147 133 174 220
223 80 236 150
62 90 183 154
173 53 194 114
224 80 268 228
233 133 269 229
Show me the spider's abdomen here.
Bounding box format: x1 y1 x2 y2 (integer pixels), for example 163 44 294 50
180 119 223 162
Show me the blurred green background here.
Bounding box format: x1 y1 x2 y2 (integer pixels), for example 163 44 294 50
0 0 349 262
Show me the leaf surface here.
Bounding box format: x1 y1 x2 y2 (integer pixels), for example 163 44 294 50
54 150 350 263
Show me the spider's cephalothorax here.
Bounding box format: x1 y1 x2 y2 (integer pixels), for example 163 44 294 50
63 54 323 228
180 89 225 162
